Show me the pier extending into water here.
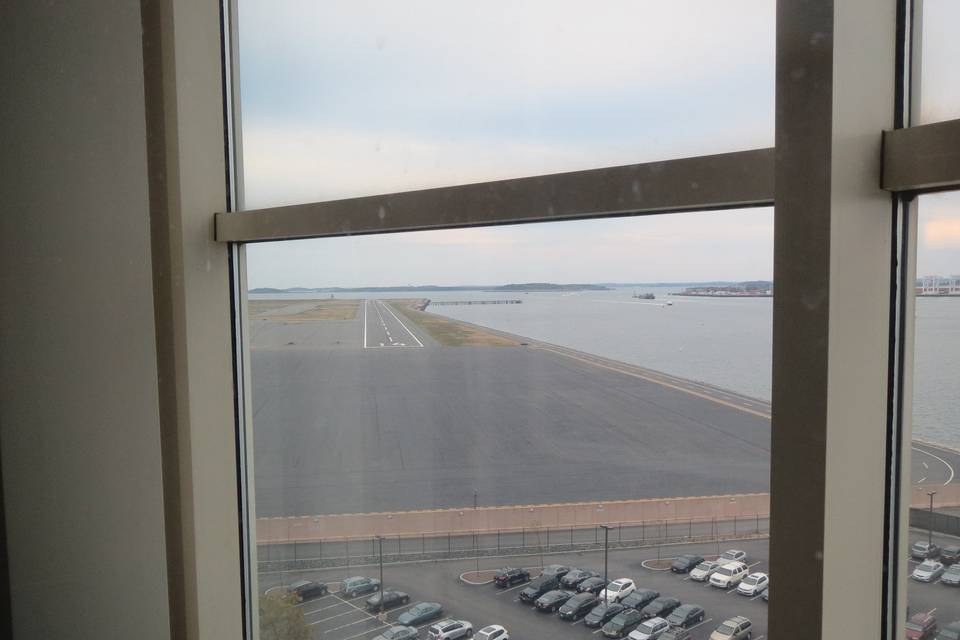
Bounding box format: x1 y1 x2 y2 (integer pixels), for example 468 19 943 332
428 299 522 306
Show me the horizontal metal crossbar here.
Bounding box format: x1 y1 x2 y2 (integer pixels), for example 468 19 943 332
882 118 960 192
215 148 775 242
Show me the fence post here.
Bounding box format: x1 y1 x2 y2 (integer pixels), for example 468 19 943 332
522 528 526 548
570 527 574 545
294 541 298 561
642 520 645 543
346 537 349 564
448 532 451 556
756 513 759 533
734 516 738 535
497 529 501 553
619 524 622 542
547 528 550 549
595 526 598 544
689 519 692 538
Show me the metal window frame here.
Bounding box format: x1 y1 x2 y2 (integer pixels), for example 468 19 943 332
141 0 960 638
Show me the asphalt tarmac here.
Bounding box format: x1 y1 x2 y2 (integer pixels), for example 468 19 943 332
250 300 958 518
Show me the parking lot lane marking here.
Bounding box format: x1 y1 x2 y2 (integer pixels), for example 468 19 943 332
295 593 338 607
747 562 762 569
305 602 351 615
755 635 765 640
496 582 530 595
314 609 365 624
924 462 930 469
340 625 390 640
682 576 691 581
726 587 739 594
386 602 422 620
571 620 583 626
592 628 603 635
919 476 928 484
750 594 764 601
324 618 383 633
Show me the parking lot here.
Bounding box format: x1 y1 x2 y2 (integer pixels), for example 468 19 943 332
264 529 960 640
265 539 773 640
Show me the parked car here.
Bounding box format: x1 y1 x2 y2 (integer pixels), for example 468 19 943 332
906 613 939 640
936 622 960 640
719 550 747 563
689 561 722 582
535 589 576 613
494 567 530 588
398 603 444 626
341 576 381 597
941 564 960 586
941 546 960 565
289 579 328 602
640 597 681 621
661 628 693 640
366 590 410 612
559 592 600 620
427 619 473 640
710 617 753 640
710 562 749 589
561 568 599 589
540 564 572 580
630 617 671 640
476 625 508 640
912 561 946 583
579 577 609 594
600 578 637 603
667 604 705 628
373 626 419 640
585 602 626 629
912 541 941 561
671 555 704 574
736 573 769 596
620 589 659 611
603 608 644 638
518 576 560 604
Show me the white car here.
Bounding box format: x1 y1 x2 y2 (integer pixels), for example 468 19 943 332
427 620 473 640
709 562 748 588
476 625 508 640
736 572 769 596
600 578 637 603
719 549 747 563
629 617 670 640
911 560 945 583
689 561 722 582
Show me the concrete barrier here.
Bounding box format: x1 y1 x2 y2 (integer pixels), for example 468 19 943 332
256 493 770 544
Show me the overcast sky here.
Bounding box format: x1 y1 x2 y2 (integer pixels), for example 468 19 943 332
237 1 958 289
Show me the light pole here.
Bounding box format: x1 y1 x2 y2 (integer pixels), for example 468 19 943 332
927 491 937 548
600 524 612 589
474 488 478 511
376 535 385 617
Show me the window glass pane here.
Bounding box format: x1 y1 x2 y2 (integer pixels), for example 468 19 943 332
918 1 960 124
237 1 774 207
247 209 773 640
907 192 960 629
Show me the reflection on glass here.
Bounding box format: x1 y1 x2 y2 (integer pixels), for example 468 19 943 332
247 210 774 640
906 192 960 633
237 1 774 207
918 1 960 124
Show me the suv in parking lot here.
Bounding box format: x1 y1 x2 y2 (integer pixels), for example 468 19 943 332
518 576 560 604
477 625 508 640
911 541 941 560
710 562 748 589
341 576 381 597
710 616 753 640
494 567 530 588
630 617 670 640
289 579 328 602
600 578 637 603
428 619 473 640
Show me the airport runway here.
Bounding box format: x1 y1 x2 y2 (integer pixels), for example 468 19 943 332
250 299 959 518
363 299 425 349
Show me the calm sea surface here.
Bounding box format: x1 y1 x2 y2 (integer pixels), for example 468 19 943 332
253 288 960 449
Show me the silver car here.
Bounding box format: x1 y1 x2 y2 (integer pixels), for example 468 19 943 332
911 560 945 582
